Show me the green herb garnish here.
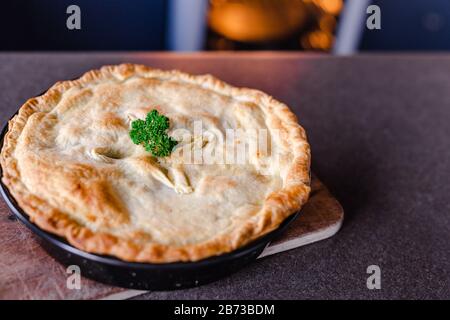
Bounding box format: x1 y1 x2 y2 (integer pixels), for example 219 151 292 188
129 110 178 157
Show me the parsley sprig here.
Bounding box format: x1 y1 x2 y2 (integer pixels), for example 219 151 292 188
129 110 178 157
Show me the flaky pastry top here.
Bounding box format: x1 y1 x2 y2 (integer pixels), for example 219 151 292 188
0 64 310 262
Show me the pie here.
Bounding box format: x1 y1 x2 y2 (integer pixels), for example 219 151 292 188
0 64 310 263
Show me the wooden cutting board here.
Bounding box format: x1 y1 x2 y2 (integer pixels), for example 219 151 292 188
0 174 343 300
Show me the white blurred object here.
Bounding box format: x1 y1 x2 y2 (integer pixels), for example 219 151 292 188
333 0 372 55
167 0 208 51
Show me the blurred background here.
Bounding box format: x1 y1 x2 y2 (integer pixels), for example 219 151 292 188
1 0 449 54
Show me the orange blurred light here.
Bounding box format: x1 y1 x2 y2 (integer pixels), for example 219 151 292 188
313 0 343 15
307 30 333 50
319 14 336 32
208 0 307 42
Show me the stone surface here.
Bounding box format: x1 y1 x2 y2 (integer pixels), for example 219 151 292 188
0 53 448 299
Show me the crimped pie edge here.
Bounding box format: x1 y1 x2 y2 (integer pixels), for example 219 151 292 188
0 63 311 263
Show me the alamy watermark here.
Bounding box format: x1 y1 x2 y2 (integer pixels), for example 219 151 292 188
66 265 81 290
366 5 381 30
366 265 381 290
157 120 283 175
66 5 81 30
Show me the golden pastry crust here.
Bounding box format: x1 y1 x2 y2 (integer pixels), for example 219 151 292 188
0 64 310 263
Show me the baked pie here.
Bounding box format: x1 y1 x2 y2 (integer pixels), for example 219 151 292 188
0 64 310 263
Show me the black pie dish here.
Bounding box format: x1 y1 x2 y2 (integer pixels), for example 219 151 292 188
0 112 299 291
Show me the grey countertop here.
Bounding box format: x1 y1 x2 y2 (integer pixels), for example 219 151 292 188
0 53 448 299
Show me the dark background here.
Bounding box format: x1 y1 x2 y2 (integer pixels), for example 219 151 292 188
1 0 450 51
361 0 450 50
0 0 167 51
